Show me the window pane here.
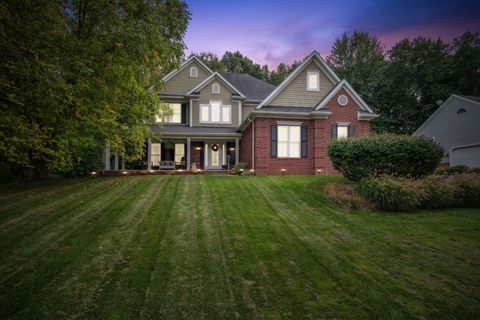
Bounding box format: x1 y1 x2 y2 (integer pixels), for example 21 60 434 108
278 141 288 157
200 105 209 122
221 106 230 123
290 126 301 143
278 125 289 141
337 125 349 139
151 143 161 154
308 73 318 90
175 143 185 162
211 102 220 122
170 104 181 123
290 142 300 157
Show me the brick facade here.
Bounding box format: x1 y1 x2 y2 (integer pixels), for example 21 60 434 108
240 88 371 175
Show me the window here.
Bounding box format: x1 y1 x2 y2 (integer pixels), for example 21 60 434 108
338 95 348 106
156 103 182 123
307 71 319 91
337 125 349 139
190 66 198 78
151 143 161 165
175 144 185 163
278 125 301 158
212 83 220 94
199 101 231 123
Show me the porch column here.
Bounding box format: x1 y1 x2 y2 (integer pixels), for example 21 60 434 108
121 157 125 170
104 144 111 170
235 138 240 165
186 138 191 170
114 150 119 170
147 138 152 171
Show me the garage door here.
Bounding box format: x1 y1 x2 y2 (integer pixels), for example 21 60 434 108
450 144 480 167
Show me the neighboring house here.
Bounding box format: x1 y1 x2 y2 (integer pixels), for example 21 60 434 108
414 94 480 168
105 51 379 175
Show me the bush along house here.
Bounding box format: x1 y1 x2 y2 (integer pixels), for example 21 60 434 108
105 51 379 175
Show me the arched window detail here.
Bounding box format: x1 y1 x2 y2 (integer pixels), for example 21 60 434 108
212 83 220 94
189 66 198 78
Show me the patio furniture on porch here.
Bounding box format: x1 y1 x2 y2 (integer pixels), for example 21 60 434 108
159 161 176 170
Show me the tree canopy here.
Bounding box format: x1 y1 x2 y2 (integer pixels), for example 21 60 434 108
0 0 190 178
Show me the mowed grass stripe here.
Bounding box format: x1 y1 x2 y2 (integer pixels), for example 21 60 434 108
0 176 151 319
15 176 173 319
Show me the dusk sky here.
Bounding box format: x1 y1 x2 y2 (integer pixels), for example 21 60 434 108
184 0 480 69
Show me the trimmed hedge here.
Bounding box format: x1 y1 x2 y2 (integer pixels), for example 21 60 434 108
356 175 480 212
327 134 443 181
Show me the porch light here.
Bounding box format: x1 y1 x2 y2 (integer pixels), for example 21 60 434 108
229 147 235 151
195 147 202 150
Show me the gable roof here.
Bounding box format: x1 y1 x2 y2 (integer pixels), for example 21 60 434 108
314 79 374 113
220 73 275 101
256 51 341 109
162 56 214 83
414 94 480 135
186 72 246 98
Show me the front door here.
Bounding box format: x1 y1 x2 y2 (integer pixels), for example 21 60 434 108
205 142 224 169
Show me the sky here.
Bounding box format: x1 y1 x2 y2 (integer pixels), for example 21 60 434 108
184 0 480 69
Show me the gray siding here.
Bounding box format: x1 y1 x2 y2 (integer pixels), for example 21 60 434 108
270 61 335 107
191 80 238 128
159 60 210 95
242 104 256 121
414 96 480 164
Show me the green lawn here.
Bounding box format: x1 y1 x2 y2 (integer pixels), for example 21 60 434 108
1 176 479 319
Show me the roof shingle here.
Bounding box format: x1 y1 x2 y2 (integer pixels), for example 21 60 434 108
220 73 275 101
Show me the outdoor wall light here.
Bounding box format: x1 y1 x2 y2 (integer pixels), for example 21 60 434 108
195 147 202 150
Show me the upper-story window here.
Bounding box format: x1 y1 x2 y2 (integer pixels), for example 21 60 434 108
212 83 220 94
155 103 182 123
307 71 320 91
189 66 198 78
199 100 231 124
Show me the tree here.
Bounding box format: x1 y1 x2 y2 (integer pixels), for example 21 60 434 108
451 32 480 96
327 31 386 115
376 37 453 133
0 0 190 178
269 60 301 85
189 51 226 72
221 51 270 81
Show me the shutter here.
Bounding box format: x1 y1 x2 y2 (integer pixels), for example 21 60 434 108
181 103 187 124
271 124 277 158
331 124 338 139
301 125 308 158
348 124 356 137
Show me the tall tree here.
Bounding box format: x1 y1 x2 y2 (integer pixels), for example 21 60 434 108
327 31 386 112
0 0 190 178
375 37 453 133
269 60 301 85
221 51 270 81
451 32 480 96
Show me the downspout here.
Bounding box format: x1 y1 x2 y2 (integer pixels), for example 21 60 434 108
245 114 255 170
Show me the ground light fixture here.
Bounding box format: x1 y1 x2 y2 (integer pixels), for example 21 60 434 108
281 168 286 176
122 171 127 175
90 171 97 175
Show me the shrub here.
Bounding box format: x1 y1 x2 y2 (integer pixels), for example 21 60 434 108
420 177 458 209
234 162 248 175
324 182 371 210
470 167 480 174
449 175 480 208
442 165 470 175
356 176 424 212
327 134 443 181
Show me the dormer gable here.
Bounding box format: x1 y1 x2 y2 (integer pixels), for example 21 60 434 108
159 56 213 95
186 72 246 99
257 51 341 109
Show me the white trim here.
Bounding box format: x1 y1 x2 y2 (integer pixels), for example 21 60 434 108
238 101 242 126
414 95 479 136
277 124 301 158
257 51 341 109
162 56 213 82
189 66 198 78
338 94 348 106
307 71 320 91
189 98 193 127
186 72 246 98
199 100 232 124
314 79 374 113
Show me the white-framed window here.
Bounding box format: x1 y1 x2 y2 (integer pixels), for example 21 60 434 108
338 95 348 106
212 83 220 94
175 143 185 163
156 103 182 123
199 101 231 123
278 125 301 158
337 125 349 139
190 66 198 78
307 71 320 91
151 143 161 165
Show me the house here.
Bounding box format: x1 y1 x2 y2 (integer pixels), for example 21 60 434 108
414 94 480 168
104 51 379 175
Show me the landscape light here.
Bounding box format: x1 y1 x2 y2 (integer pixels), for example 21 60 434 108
122 171 127 175
91 171 97 175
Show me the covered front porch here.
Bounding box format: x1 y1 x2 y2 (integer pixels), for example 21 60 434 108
146 137 240 171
